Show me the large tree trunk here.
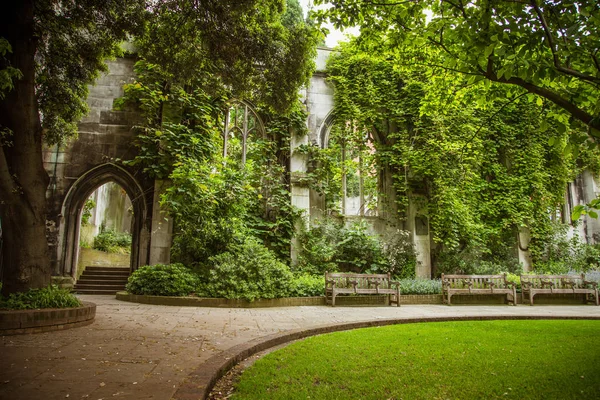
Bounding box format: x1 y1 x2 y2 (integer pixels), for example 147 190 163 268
0 0 51 295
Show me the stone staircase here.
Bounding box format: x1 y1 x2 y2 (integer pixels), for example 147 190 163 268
74 266 130 294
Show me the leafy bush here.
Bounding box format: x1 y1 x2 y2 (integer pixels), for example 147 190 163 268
532 260 571 274
0 285 81 310
126 263 199 296
378 229 417 279
506 273 521 290
93 229 132 253
297 218 404 276
296 217 342 275
335 221 385 273
399 279 442 295
434 245 521 277
289 274 324 297
203 238 293 301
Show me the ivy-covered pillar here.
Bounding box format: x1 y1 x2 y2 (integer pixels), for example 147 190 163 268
148 180 173 265
290 127 311 264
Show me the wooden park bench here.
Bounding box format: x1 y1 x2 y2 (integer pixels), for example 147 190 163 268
441 274 517 305
520 274 599 306
325 272 400 307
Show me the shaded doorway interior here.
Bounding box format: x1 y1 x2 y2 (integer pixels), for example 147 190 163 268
74 181 133 294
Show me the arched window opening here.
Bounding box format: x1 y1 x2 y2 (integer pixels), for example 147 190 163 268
223 101 264 165
324 121 379 217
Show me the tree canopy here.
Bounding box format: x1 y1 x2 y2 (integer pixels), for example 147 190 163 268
0 0 319 294
315 0 600 135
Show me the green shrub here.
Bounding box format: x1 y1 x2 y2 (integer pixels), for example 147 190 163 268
399 278 442 295
93 229 132 253
377 229 417 279
532 260 571 274
289 274 324 297
335 221 385 273
434 246 521 277
0 285 81 310
297 218 400 276
203 238 293 301
296 217 342 275
505 272 521 290
126 263 199 296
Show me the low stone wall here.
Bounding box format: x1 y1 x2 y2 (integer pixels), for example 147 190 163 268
0 302 96 336
116 292 445 307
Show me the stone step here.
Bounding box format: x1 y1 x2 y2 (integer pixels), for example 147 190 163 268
84 266 130 272
75 289 124 295
77 278 128 286
74 283 126 290
78 274 129 281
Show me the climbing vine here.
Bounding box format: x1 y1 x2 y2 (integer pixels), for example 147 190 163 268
323 38 600 274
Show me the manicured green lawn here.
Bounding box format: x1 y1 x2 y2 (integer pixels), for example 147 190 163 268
232 320 600 399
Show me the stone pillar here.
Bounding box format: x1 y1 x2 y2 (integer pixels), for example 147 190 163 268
582 171 600 243
407 195 431 278
148 180 173 265
517 227 532 272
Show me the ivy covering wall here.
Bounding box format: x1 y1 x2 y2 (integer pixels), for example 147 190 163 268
322 38 600 275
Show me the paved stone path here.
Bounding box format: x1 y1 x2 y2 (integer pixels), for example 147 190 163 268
1 295 599 400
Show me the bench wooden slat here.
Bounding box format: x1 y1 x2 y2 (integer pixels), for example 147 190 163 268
521 274 599 306
324 272 400 307
441 273 517 306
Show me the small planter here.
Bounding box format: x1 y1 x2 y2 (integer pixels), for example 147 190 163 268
0 301 96 336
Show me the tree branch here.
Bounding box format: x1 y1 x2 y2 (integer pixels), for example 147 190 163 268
530 0 600 84
484 69 599 130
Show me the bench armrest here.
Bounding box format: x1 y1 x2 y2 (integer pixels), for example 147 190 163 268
584 280 598 288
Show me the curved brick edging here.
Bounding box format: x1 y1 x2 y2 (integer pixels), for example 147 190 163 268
116 292 445 307
0 301 96 336
173 314 600 400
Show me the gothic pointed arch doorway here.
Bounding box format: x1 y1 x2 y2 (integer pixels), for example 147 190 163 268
58 163 151 282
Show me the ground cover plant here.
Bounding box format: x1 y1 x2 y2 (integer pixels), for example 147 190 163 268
0 284 81 310
93 228 132 254
232 320 600 400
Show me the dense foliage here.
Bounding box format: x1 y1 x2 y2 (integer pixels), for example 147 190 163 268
296 218 417 279
200 238 294 301
126 263 199 297
315 0 600 134
93 228 132 254
322 37 600 276
0 285 81 310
